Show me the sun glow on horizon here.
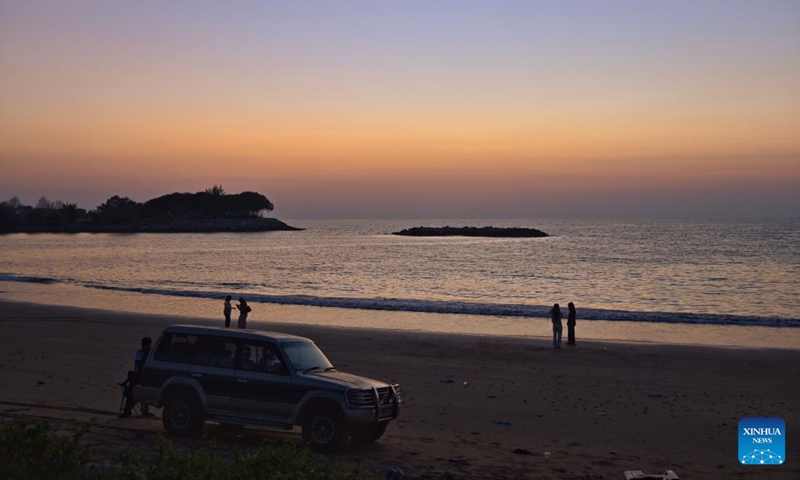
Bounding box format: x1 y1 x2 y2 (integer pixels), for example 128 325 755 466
1 0 799 217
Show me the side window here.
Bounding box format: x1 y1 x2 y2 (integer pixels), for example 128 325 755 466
238 342 285 374
153 333 198 364
194 336 237 368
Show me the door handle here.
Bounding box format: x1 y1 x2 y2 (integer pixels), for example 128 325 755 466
237 379 248 383
192 373 202 378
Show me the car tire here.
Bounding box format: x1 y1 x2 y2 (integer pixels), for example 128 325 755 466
162 393 203 437
349 422 388 444
302 406 346 453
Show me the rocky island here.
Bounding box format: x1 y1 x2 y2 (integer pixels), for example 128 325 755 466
0 186 301 233
392 226 548 238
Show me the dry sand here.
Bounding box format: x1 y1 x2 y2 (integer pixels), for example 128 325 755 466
1 299 797 479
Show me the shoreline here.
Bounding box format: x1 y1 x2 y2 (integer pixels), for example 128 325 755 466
2 298 797 353
1 299 797 478
2 282 799 350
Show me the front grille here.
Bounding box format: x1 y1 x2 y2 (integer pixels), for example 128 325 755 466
346 389 374 407
347 385 401 408
377 387 392 405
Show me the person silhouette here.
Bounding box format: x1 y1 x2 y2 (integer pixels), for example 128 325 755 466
223 295 233 328
236 297 251 329
120 337 153 418
549 303 563 349
566 302 577 345
240 346 256 370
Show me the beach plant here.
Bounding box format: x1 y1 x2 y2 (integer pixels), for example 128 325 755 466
0 418 93 480
0 419 370 480
125 437 367 480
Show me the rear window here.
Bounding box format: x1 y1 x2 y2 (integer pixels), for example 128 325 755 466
154 333 198 363
153 333 236 368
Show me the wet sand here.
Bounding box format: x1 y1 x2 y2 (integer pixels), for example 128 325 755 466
0 300 797 479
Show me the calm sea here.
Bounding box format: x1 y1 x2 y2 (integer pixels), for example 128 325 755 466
1 219 799 345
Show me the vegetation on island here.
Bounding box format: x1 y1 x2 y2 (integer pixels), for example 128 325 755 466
392 226 548 238
0 186 300 233
0 418 369 479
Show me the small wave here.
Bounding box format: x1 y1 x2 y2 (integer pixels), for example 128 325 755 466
0 273 59 284
3 273 799 328
64 283 800 328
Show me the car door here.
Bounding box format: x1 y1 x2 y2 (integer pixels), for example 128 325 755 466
232 341 300 419
190 335 238 411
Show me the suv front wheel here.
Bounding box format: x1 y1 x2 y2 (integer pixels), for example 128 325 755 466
162 393 204 437
302 406 346 453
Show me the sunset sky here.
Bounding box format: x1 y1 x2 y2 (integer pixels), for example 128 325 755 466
1 0 798 218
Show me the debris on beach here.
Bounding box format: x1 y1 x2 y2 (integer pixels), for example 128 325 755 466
386 466 408 480
623 469 680 479
512 448 532 455
439 375 455 383
493 420 512 426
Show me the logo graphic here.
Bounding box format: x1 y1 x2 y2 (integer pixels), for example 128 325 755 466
739 418 785 465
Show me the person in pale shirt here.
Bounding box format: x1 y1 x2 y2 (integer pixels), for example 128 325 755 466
120 337 153 418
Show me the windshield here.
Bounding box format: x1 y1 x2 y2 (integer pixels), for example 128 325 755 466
281 341 333 372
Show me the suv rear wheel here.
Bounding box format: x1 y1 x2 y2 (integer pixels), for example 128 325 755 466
302 406 346 453
349 422 388 444
162 393 203 437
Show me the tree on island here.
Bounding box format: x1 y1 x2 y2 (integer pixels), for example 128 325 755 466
95 195 142 224
205 184 225 196
0 187 289 233
0 195 88 231
140 187 274 220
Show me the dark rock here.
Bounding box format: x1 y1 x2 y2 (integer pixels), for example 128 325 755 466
3 217 302 234
392 226 548 238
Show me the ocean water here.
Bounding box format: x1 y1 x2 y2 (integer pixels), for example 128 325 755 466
1 219 799 346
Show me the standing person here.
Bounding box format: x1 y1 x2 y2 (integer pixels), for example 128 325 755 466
223 295 233 328
566 302 577 345
236 297 251 329
549 303 563 349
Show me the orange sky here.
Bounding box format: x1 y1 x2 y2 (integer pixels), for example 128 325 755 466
1 1 798 217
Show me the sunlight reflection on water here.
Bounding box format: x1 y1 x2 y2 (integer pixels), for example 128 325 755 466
0 219 798 345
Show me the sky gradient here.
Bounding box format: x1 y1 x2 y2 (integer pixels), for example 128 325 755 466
1 0 799 218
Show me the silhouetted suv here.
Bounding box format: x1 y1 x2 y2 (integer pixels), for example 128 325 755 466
133 325 401 452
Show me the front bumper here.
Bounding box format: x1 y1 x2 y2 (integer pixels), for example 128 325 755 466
344 384 401 424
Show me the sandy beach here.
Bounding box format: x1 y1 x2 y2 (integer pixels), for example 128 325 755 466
1 299 797 479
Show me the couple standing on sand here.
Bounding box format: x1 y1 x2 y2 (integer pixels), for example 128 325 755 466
549 302 576 349
224 295 251 329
